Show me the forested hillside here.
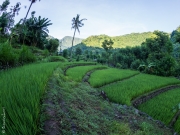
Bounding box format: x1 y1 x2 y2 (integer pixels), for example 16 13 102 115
82 32 156 48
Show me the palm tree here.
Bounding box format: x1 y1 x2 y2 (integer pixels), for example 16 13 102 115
23 0 40 23
25 16 52 47
70 14 86 60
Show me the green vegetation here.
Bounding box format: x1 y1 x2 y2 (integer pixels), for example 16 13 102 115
138 88 180 125
0 42 36 68
0 62 60 135
46 56 68 62
66 65 107 82
40 66 172 135
82 32 155 48
70 14 86 60
89 68 139 87
174 117 180 134
102 74 180 105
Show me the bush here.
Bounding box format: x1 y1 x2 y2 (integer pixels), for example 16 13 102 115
47 56 67 62
19 46 36 64
0 36 8 43
42 49 49 57
0 42 18 68
116 63 122 69
130 59 141 70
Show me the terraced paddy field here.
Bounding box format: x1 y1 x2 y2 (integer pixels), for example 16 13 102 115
89 68 139 87
138 88 180 125
66 65 107 82
100 74 180 105
66 65 180 133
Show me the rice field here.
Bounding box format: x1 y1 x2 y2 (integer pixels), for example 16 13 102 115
102 74 180 105
66 65 107 82
61 62 97 70
89 68 139 87
174 117 180 134
0 62 60 135
138 88 180 125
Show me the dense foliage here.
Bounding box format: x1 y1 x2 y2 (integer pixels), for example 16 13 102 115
82 32 155 48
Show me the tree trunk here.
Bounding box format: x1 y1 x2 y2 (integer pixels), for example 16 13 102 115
70 28 76 61
24 2 33 24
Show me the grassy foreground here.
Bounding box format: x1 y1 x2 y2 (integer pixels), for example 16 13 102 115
0 62 60 135
102 74 180 105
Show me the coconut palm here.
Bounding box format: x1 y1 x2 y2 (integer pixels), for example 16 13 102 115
24 0 40 23
70 14 86 60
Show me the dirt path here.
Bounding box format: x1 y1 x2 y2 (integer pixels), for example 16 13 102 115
132 85 180 108
43 78 61 135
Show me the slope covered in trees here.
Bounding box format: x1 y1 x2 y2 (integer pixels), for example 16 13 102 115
82 32 156 48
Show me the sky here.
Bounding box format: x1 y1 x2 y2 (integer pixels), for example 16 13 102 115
8 0 180 39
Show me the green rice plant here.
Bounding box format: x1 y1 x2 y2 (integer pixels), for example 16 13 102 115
89 68 139 87
174 117 180 134
0 62 60 135
46 56 68 62
138 88 180 125
102 74 180 105
66 65 107 82
60 62 97 70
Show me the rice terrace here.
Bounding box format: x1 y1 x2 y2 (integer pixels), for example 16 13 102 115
1 0 180 135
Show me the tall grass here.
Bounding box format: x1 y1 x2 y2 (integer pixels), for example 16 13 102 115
174 117 180 134
0 62 60 135
57 62 96 71
138 88 180 125
89 68 139 87
66 65 107 82
102 74 180 105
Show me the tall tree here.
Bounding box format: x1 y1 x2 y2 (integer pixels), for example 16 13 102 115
144 31 175 76
101 39 114 65
70 14 86 60
24 0 40 23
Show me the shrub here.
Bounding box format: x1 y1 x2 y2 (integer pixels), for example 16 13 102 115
116 63 122 69
42 49 49 57
19 45 36 64
0 36 8 43
0 42 18 68
130 59 141 70
47 56 67 62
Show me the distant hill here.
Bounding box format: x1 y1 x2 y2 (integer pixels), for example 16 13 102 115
82 32 156 48
59 36 83 50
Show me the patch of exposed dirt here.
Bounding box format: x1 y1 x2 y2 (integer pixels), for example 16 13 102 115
43 79 61 135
